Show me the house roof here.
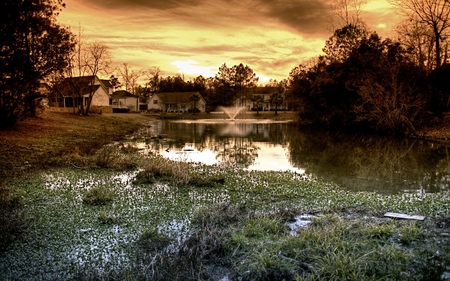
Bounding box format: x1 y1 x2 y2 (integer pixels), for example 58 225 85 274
111 90 135 99
53 76 105 97
155 92 203 103
101 79 113 88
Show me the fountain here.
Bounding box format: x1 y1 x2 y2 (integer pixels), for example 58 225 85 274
170 105 293 124
218 106 245 120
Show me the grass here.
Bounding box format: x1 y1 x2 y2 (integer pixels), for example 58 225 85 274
0 111 449 280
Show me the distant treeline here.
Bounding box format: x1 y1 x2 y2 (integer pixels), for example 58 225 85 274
287 24 449 135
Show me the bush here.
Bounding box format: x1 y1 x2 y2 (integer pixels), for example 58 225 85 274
134 158 191 185
82 186 114 205
113 108 130 113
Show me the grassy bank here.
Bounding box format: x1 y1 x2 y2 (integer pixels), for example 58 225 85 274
0 111 152 178
1 111 449 280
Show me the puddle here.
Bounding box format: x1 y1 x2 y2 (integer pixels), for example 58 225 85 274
287 214 313 235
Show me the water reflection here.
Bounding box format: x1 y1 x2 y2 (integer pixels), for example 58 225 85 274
135 120 450 194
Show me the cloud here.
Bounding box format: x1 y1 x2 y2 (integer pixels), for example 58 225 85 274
256 0 334 36
59 0 401 82
78 0 204 10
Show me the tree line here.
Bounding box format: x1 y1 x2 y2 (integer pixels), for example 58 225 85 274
1 0 449 136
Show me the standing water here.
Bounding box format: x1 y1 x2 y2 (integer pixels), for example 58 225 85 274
135 119 450 194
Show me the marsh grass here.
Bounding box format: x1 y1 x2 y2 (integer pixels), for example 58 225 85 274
82 186 114 205
1 156 450 280
134 157 191 185
138 229 171 250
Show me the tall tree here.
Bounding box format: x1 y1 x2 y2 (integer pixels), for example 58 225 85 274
0 0 74 127
390 0 450 68
323 24 368 63
80 42 112 114
145 66 163 93
251 95 264 114
270 92 284 115
189 93 200 114
215 63 259 107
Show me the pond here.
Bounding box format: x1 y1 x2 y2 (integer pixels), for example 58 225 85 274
132 118 450 194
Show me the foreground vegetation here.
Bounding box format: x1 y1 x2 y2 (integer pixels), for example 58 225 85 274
1 112 450 280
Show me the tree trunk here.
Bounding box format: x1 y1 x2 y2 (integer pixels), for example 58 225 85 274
434 25 441 68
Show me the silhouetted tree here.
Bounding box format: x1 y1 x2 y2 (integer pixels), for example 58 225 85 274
189 93 200 114
270 92 284 115
390 0 450 68
251 95 264 114
0 0 74 127
291 26 430 135
323 24 368 63
145 66 163 93
214 63 258 107
428 63 450 113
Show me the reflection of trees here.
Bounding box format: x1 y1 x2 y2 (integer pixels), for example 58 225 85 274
216 137 259 167
149 120 450 193
287 127 450 193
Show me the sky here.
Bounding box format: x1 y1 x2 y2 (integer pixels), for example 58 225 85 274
57 0 401 83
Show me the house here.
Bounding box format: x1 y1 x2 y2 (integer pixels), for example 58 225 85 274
248 87 286 111
110 90 139 112
148 92 206 113
48 75 112 112
100 79 114 95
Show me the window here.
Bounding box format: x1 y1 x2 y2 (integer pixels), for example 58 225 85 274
153 100 158 104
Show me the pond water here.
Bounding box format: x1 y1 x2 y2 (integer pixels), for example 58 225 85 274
134 119 450 194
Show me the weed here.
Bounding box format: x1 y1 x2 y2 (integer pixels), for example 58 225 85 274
93 145 119 168
241 214 286 239
362 221 395 240
399 221 424 244
135 157 191 185
82 186 114 205
138 229 171 250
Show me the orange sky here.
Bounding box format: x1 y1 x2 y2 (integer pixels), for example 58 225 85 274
58 0 400 83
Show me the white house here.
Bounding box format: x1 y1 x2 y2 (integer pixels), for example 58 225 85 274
49 75 111 110
110 90 139 112
148 92 206 113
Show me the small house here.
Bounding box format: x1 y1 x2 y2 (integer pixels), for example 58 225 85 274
110 90 139 112
49 76 112 112
148 92 206 113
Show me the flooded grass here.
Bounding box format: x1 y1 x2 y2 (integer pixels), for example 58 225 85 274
0 156 449 280
2 112 450 280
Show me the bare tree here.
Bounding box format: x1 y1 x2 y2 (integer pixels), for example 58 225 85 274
118 63 142 94
81 42 112 114
332 0 367 26
396 18 437 71
144 66 163 93
390 0 450 68
326 0 367 31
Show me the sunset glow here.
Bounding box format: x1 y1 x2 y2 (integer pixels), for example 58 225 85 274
58 0 400 82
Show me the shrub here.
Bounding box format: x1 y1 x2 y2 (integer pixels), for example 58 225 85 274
138 229 171 250
82 186 114 206
134 158 191 185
